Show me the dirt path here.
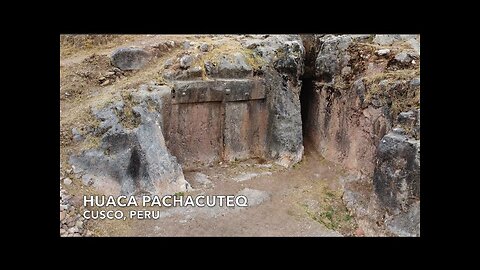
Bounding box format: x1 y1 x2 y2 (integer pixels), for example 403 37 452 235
101 144 357 237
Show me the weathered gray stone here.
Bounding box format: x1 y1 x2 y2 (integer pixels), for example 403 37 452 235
374 130 420 214
351 34 372 41
70 85 190 196
211 53 252 78
397 111 416 126
63 178 72 185
410 77 420 87
373 34 401 45
399 35 417 41
240 35 304 66
245 35 306 167
111 48 151 71
265 68 304 167
376 49 391 56
173 66 203 80
199 43 209 52
414 109 420 139
391 127 406 136
274 40 305 77
204 61 215 74
315 35 352 81
398 35 420 56
385 201 420 236
394 52 412 64
407 39 420 56
243 39 263 49
180 55 193 69
72 128 84 142
183 41 191 50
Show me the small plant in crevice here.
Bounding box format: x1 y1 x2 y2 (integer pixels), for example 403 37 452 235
174 192 185 197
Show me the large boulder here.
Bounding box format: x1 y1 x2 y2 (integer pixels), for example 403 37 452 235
373 128 420 214
111 47 151 71
69 85 190 196
256 36 305 167
210 52 253 78
315 35 352 81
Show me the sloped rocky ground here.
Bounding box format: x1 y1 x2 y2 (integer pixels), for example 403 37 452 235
60 179 94 237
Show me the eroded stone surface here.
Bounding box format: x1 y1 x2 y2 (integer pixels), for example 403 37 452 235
374 130 420 214
161 35 306 168
111 47 151 70
70 85 190 196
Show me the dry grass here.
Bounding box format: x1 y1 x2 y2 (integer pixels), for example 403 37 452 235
300 182 357 235
60 35 139 58
187 39 265 80
118 91 141 130
363 69 420 117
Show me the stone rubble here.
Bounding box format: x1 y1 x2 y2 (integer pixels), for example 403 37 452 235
59 180 94 237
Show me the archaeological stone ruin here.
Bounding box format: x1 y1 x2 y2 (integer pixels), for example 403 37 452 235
61 34 420 236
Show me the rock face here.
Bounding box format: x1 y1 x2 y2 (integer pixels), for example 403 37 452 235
305 35 391 176
162 35 305 168
265 38 305 167
385 201 420 237
374 128 420 214
315 35 352 81
212 53 253 78
373 34 401 46
111 48 151 71
69 85 190 196
305 34 420 176
242 35 305 167
303 34 421 236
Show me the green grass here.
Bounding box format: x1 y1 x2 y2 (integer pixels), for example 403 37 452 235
301 185 357 234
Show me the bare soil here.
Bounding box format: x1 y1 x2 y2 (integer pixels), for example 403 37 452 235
82 144 358 237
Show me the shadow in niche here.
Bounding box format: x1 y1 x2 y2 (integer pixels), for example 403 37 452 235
300 78 315 141
127 146 141 189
